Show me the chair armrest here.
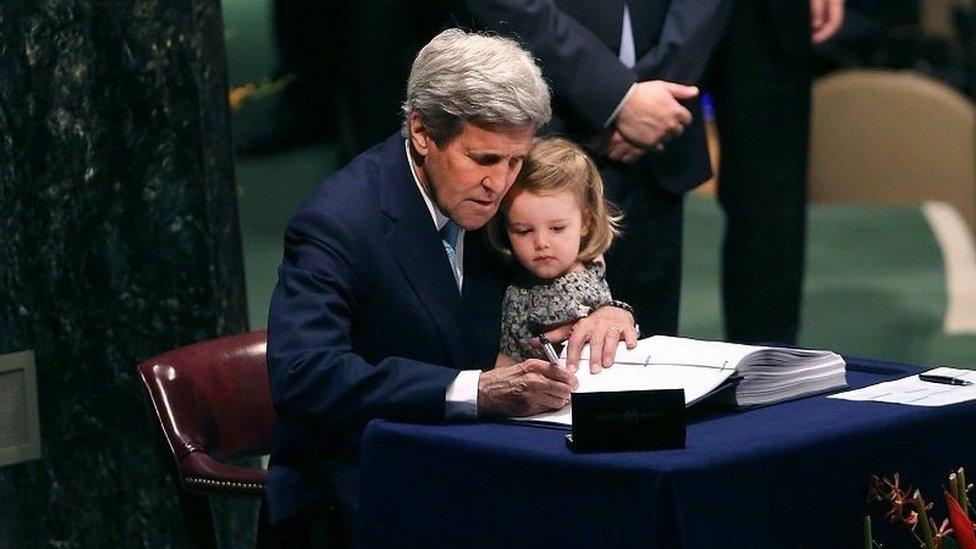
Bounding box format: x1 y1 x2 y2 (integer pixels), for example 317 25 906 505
179 451 267 497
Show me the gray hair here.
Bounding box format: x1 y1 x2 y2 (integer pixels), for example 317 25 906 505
401 28 552 145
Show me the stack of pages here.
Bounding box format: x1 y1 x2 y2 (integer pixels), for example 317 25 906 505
517 336 848 426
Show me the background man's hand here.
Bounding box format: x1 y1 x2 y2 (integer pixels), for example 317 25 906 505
811 0 844 44
603 130 652 164
543 306 638 374
615 80 698 149
478 359 578 416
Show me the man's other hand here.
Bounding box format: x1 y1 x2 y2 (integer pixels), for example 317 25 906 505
811 0 844 44
478 359 577 417
544 306 638 374
603 130 651 164
615 81 697 149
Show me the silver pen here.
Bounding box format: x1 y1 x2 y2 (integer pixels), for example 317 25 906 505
538 334 561 365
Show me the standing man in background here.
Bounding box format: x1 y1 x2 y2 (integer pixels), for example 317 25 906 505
463 0 734 337
710 0 844 344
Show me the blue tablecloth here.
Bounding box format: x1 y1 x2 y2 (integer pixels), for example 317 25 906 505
357 357 976 548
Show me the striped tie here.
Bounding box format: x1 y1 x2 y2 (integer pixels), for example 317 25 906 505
440 220 461 290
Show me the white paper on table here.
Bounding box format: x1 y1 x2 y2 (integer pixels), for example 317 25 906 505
827 367 976 406
512 336 845 426
512 338 736 427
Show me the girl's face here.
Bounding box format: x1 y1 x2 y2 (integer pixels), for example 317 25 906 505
504 187 589 279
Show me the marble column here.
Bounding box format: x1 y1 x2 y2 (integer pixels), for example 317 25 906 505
0 0 249 546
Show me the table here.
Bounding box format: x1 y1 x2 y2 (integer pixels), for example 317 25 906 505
357 357 976 548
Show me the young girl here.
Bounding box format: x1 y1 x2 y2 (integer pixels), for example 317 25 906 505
487 137 632 366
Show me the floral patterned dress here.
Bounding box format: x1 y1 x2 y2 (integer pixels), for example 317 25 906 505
498 261 613 362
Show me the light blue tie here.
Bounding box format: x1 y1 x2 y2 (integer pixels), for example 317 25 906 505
440 220 462 290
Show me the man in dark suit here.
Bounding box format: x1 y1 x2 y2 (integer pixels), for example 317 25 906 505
463 1 734 337
266 29 636 544
710 0 844 344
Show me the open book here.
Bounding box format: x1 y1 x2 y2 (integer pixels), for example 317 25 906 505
517 336 848 426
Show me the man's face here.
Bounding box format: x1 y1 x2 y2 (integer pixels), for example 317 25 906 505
409 115 535 231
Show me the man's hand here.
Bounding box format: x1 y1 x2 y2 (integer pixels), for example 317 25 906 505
603 130 653 164
543 306 638 374
615 80 698 150
478 359 578 417
811 0 844 45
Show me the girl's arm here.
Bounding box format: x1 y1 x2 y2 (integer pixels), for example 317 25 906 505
494 353 517 369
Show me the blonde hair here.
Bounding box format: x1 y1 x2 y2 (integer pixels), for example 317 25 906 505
487 137 622 263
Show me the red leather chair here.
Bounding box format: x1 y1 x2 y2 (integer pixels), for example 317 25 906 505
137 330 274 548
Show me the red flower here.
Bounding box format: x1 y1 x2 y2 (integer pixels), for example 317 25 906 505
945 490 976 549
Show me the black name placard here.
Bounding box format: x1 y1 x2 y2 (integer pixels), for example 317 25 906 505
567 389 686 452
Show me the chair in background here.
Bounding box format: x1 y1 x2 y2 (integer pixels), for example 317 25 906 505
137 330 275 548
808 68 976 334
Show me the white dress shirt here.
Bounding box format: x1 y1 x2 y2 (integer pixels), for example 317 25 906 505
605 5 639 126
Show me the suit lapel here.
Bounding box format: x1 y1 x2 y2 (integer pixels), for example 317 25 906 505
459 230 510 368
379 138 466 365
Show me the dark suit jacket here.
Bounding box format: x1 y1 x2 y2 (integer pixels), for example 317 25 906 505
266 134 509 522
462 0 733 193
768 0 812 57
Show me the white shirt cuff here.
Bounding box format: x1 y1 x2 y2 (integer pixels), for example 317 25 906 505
445 369 481 419
605 83 638 128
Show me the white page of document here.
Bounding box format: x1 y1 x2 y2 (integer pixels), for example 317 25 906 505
827 367 976 406
512 335 842 426
581 336 755 370
512 354 734 427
